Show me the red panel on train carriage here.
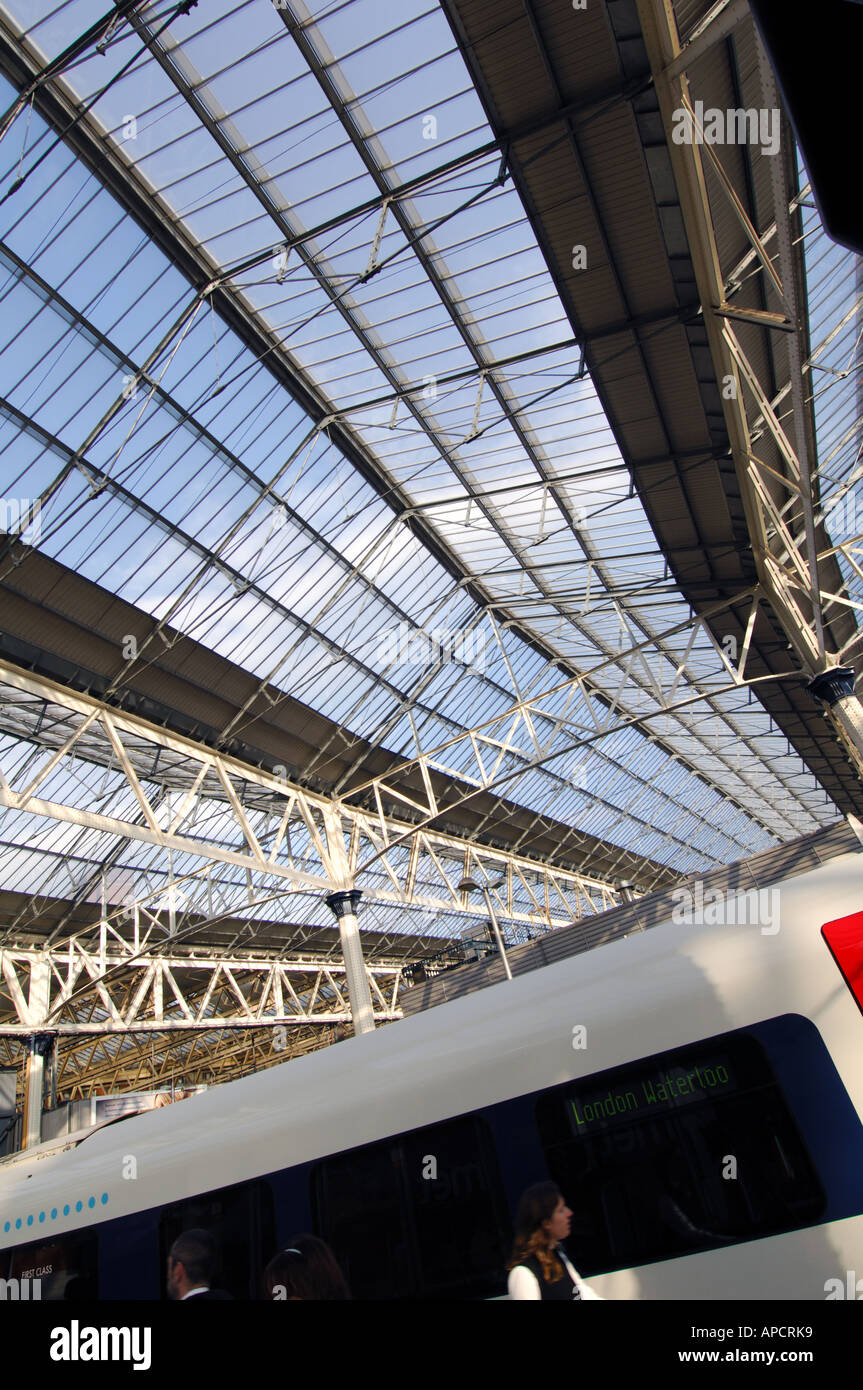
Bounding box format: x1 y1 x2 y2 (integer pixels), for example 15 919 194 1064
822 911 863 1015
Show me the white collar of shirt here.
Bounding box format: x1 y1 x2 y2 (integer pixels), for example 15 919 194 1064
182 1286 210 1299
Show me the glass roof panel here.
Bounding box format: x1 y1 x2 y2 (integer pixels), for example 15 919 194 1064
0 0 853 953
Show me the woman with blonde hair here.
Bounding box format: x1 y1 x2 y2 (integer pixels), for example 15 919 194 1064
507 1182 602 1300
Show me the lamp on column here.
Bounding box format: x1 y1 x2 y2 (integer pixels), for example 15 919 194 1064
457 875 513 981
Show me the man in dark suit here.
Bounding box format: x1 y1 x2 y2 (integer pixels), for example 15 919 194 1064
167 1228 233 1300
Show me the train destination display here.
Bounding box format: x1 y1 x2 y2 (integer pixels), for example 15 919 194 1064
569 1058 733 1131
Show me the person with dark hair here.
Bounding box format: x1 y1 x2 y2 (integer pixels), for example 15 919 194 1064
167 1228 233 1301
263 1234 350 1300
507 1182 603 1300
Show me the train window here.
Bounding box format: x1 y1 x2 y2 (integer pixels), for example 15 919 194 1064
534 1029 826 1273
401 1116 510 1298
312 1140 413 1298
158 1180 274 1300
822 910 863 1015
312 1116 510 1299
0 1228 97 1299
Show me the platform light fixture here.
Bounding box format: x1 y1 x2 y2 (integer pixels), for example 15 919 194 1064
457 875 513 981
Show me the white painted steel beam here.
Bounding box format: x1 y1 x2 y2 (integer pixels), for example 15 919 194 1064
0 655 624 923
636 0 863 780
0 944 404 1035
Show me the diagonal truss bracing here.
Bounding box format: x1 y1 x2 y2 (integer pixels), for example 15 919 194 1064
637 0 863 776
0 0 856 1074
0 569 818 947
0 940 404 1035
0 0 836 879
0 656 627 929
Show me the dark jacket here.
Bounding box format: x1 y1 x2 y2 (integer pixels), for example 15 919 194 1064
519 1249 582 1301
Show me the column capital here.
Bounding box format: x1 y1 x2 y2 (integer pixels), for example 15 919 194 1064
808 666 856 707
325 888 362 920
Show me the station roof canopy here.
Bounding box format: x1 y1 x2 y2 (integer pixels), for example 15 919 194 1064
0 0 859 1090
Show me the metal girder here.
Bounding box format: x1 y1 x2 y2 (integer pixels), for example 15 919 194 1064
0 0 851 1109
339 587 822 860
664 0 751 81
0 226 756 864
0 0 148 141
0 375 807 857
438 0 860 814
0 657 622 927
0 9 831 861
0 9 495 633
0 577 819 950
49 1021 347 1096
636 0 863 778
0 942 403 1035
91 2 820 841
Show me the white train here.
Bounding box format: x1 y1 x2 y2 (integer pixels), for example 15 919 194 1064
1 846 861 1300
